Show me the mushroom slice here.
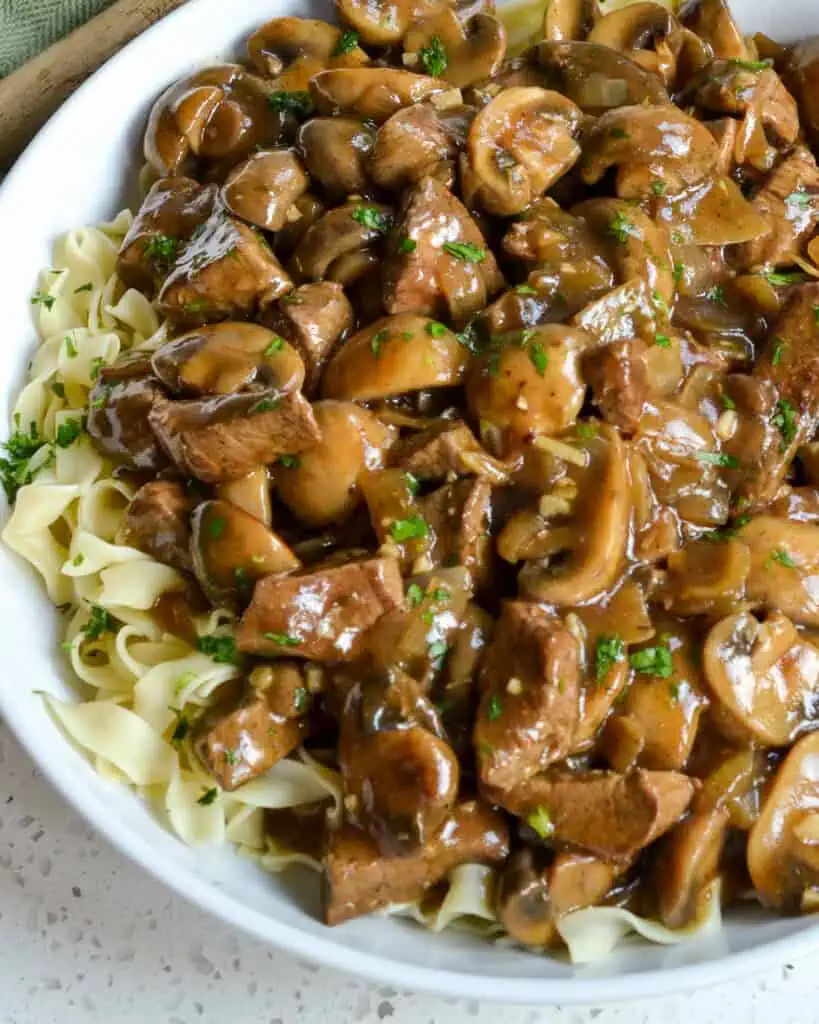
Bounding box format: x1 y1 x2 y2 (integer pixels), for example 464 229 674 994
703 611 819 747
144 65 281 177
571 278 659 350
310 68 447 121
190 499 300 605
535 41 669 113
658 806 729 928
291 200 392 283
216 467 272 526
403 9 506 88
462 87 581 216
298 118 375 198
518 426 630 607
682 0 750 61
542 0 598 42
274 401 396 527
659 537 751 617
152 322 305 396
466 324 590 444
322 314 469 401
581 104 719 198
742 516 819 628
574 198 674 304
247 17 369 76
371 103 460 192
656 176 771 248
747 731 819 910
221 150 309 232
336 0 444 46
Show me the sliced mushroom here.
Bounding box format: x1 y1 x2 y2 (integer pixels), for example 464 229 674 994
703 611 819 746
274 401 396 526
655 175 772 247
466 324 590 444
221 149 309 231
535 41 669 113
743 516 819 627
335 0 444 46
461 87 581 216
657 806 729 928
682 0 750 61
144 65 281 178
543 0 598 42
152 322 305 396
190 499 300 604
659 537 751 617
322 314 469 400
273 193 326 258
519 426 630 606
297 118 375 198
292 200 392 283
581 104 720 197
247 17 369 77
747 731 819 910
216 467 272 526
403 10 506 88
310 68 447 121
370 103 460 192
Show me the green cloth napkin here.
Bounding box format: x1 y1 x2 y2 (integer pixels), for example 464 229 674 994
0 0 117 78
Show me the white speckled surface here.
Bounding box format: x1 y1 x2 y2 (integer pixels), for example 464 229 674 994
1 726 818 1024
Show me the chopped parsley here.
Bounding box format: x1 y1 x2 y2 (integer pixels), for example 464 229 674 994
143 234 178 265
595 634 624 684
576 422 598 439
293 686 311 713
528 341 548 376
672 261 684 285
51 380 66 398
263 336 285 356
721 394 736 410
267 91 314 118
430 586 450 602
404 472 419 496
608 211 635 243
197 788 218 806
249 396 280 415
766 271 809 286
486 693 503 721
407 582 424 608
650 179 667 196
418 35 448 77
707 285 727 307
278 454 301 469
705 513 751 542
82 605 114 641
526 805 554 840
64 336 78 358
90 356 105 380
224 748 239 766
516 284 538 296
196 634 240 665
771 338 786 366
351 205 391 234
31 291 56 311
772 398 798 448
73 282 94 294
608 127 630 140
629 644 673 678
389 516 428 542
171 716 189 744
426 321 447 338
768 548 797 569
55 418 83 448
332 29 360 56
728 57 771 71
0 425 53 502
814 304 819 327
443 241 486 263
370 329 388 356
72 553 85 567
206 516 226 540
429 639 448 664
654 333 672 349
695 451 739 468
263 632 301 647
397 235 417 254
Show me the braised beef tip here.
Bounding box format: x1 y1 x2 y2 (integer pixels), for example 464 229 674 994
390 420 505 481
118 480 194 572
324 800 510 925
86 352 169 471
419 477 493 585
148 388 320 483
194 662 311 790
586 338 649 434
237 556 404 661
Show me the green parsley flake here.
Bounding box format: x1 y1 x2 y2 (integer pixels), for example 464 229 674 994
430 587 450 602
595 634 624 684
672 261 684 285
56 419 83 448
813 304 819 327
332 29 360 56
143 234 178 265
526 805 554 840
74 282 94 294
426 321 447 338
487 693 503 721
768 548 797 569
0 425 53 502
294 686 311 713
695 451 739 469
31 291 56 311
72 553 84 566
728 57 771 71
429 639 448 663
263 336 285 356
90 357 105 380
224 748 239 766
708 285 727 307
371 329 388 356
654 333 672 349
207 516 226 540
651 180 667 196
443 241 486 263
82 605 114 641
528 341 548 376
705 513 751 543
404 472 420 496
608 127 630 140
268 91 314 118
771 339 786 366
249 396 280 415
630 644 673 678
772 398 798 448
197 787 218 806
766 271 809 286
608 211 635 243
407 582 424 608
397 235 417 254
418 35 448 77
351 205 391 234
64 336 78 358
51 380 66 398
263 632 301 647
389 516 428 542
516 284 537 296
196 634 240 665
721 393 736 411
576 422 598 439
278 454 301 469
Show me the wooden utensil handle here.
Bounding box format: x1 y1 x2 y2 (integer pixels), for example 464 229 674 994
0 0 188 171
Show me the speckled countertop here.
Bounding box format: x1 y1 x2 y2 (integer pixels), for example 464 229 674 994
1 722 817 1024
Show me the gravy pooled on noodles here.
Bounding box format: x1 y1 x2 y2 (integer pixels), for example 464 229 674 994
81 0 819 943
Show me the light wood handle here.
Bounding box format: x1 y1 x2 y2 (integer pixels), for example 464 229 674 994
0 0 188 171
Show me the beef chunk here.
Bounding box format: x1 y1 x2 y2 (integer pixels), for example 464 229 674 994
419 478 493 584
738 147 819 269
116 177 218 294
474 602 581 791
118 480 194 572
390 420 504 481
148 388 320 483
339 676 459 853
495 768 695 862
586 338 648 434
193 664 311 791
157 208 292 323
261 282 353 393
324 800 510 925
237 556 404 662
383 177 504 324
86 352 169 471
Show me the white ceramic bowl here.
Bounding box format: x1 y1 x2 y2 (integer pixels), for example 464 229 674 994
1 0 818 1003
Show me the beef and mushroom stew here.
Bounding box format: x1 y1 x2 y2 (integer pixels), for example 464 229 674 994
8 0 819 958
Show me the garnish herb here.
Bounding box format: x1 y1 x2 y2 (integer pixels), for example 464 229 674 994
526 805 554 839
786 189 814 208
397 235 416 254
74 282 94 293
721 394 736 410
608 211 635 243
278 454 301 469
197 788 218 806
143 234 178 265
207 516 226 540
418 35 448 77
608 127 630 140
72 554 84 566
672 261 684 285
82 605 114 641
487 693 503 721
293 687 311 713
371 329 388 356
595 634 624 684
332 29 360 56
516 284 537 296
654 333 672 349
813 304 819 327
695 451 739 468
55 419 83 448
651 179 667 196
224 749 238 766
443 241 486 263
407 582 424 608
249 397 280 415
576 422 598 439
51 380 66 398
766 271 809 286
728 57 771 71
351 205 391 233
771 339 786 366
768 548 797 569
64 336 78 358
629 644 673 678
426 321 447 338
0 425 53 502
528 341 548 376
389 516 428 542
196 634 240 665
263 632 301 647
31 291 56 311
263 336 284 356
171 716 189 744
429 639 448 663
708 285 727 307
404 472 419 496
705 513 751 542
772 398 798 448
267 91 314 118
90 356 105 380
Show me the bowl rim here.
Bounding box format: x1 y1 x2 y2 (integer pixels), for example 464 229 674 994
2 0 819 1004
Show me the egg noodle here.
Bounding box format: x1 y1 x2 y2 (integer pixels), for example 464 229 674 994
1 212 719 961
